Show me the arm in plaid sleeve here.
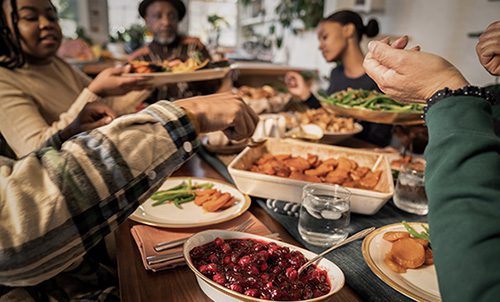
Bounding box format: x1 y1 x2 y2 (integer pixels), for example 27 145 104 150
0 101 199 286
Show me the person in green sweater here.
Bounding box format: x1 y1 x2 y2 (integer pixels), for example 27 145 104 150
363 21 500 301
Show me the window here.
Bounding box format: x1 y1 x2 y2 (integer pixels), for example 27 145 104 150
188 0 238 48
53 0 79 38
107 0 144 37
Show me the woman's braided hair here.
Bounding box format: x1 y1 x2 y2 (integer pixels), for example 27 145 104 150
0 0 25 69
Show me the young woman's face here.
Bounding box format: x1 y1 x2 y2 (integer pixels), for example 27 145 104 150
317 21 348 62
3 0 62 61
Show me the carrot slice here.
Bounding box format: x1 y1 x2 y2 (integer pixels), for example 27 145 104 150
383 231 410 242
220 197 236 210
203 193 231 212
196 188 216 196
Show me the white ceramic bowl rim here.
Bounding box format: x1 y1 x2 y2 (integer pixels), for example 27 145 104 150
184 230 345 302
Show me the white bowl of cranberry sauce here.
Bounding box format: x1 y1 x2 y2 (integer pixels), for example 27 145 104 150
184 230 345 302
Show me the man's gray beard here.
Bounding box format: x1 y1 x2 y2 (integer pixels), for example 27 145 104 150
156 35 177 45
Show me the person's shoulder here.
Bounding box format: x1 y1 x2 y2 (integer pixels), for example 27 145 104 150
128 45 152 61
330 65 344 76
0 66 23 87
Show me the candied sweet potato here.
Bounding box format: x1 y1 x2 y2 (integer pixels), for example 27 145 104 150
284 157 311 172
383 231 411 242
391 238 426 269
304 163 334 177
384 252 407 273
424 248 434 265
289 171 321 183
359 170 382 190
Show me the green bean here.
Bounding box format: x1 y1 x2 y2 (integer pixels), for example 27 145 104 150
322 89 424 113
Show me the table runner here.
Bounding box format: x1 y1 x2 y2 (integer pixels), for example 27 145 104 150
198 147 427 302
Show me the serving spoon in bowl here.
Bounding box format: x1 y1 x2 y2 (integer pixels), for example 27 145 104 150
298 227 376 276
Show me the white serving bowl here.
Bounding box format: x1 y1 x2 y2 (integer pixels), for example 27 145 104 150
184 230 345 302
320 122 363 145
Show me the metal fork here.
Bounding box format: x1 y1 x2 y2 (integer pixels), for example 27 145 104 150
154 220 256 252
147 232 281 266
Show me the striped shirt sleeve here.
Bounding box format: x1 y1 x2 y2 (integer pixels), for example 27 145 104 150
0 101 199 286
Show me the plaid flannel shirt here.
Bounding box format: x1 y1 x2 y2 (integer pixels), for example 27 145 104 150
0 101 199 287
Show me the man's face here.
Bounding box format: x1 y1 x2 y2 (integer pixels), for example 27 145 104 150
144 1 179 45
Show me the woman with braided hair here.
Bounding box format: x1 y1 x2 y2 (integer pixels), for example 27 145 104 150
0 0 152 158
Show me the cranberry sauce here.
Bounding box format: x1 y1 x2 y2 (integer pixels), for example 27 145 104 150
190 238 331 301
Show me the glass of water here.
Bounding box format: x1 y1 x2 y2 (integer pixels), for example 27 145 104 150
298 183 351 247
393 167 428 215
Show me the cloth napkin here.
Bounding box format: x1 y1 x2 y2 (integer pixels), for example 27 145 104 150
131 211 271 272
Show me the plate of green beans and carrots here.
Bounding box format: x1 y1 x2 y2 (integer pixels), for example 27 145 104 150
130 177 251 228
319 89 425 125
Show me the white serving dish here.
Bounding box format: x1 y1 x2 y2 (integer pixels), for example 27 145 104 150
228 138 394 215
320 123 363 145
184 230 345 302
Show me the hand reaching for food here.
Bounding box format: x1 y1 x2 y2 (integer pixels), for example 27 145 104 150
88 65 152 97
60 102 117 141
175 93 259 141
285 71 312 100
476 21 500 76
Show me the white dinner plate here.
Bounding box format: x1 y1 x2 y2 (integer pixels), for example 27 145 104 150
130 177 251 228
123 67 230 86
362 222 441 302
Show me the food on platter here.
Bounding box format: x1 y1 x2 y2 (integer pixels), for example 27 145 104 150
390 155 426 172
194 188 238 212
129 57 209 74
151 179 238 212
235 85 292 114
249 153 382 191
189 237 331 300
321 89 425 114
286 108 357 133
383 222 433 273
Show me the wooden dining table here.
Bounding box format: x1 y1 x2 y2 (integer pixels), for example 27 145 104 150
115 152 365 302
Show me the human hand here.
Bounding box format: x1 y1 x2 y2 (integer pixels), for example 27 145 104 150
476 21 500 76
363 40 468 103
60 102 117 141
379 35 421 51
88 65 152 97
284 71 311 100
175 93 259 141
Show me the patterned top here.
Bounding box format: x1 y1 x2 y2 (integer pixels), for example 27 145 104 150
0 101 199 287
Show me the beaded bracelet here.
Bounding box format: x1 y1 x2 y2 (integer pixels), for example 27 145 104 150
422 85 496 121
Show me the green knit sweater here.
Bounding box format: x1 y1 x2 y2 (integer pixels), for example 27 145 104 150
425 94 500 301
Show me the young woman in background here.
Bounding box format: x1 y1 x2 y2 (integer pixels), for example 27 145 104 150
286 10 393 146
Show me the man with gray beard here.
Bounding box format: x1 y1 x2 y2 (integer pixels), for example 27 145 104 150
130 0 219 101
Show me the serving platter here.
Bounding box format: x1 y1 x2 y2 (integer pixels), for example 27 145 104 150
124 67 231 86
320 102 424 125
228 138 394 215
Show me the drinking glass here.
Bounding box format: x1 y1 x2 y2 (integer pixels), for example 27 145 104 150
393 167 428 215
298 184 351 246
